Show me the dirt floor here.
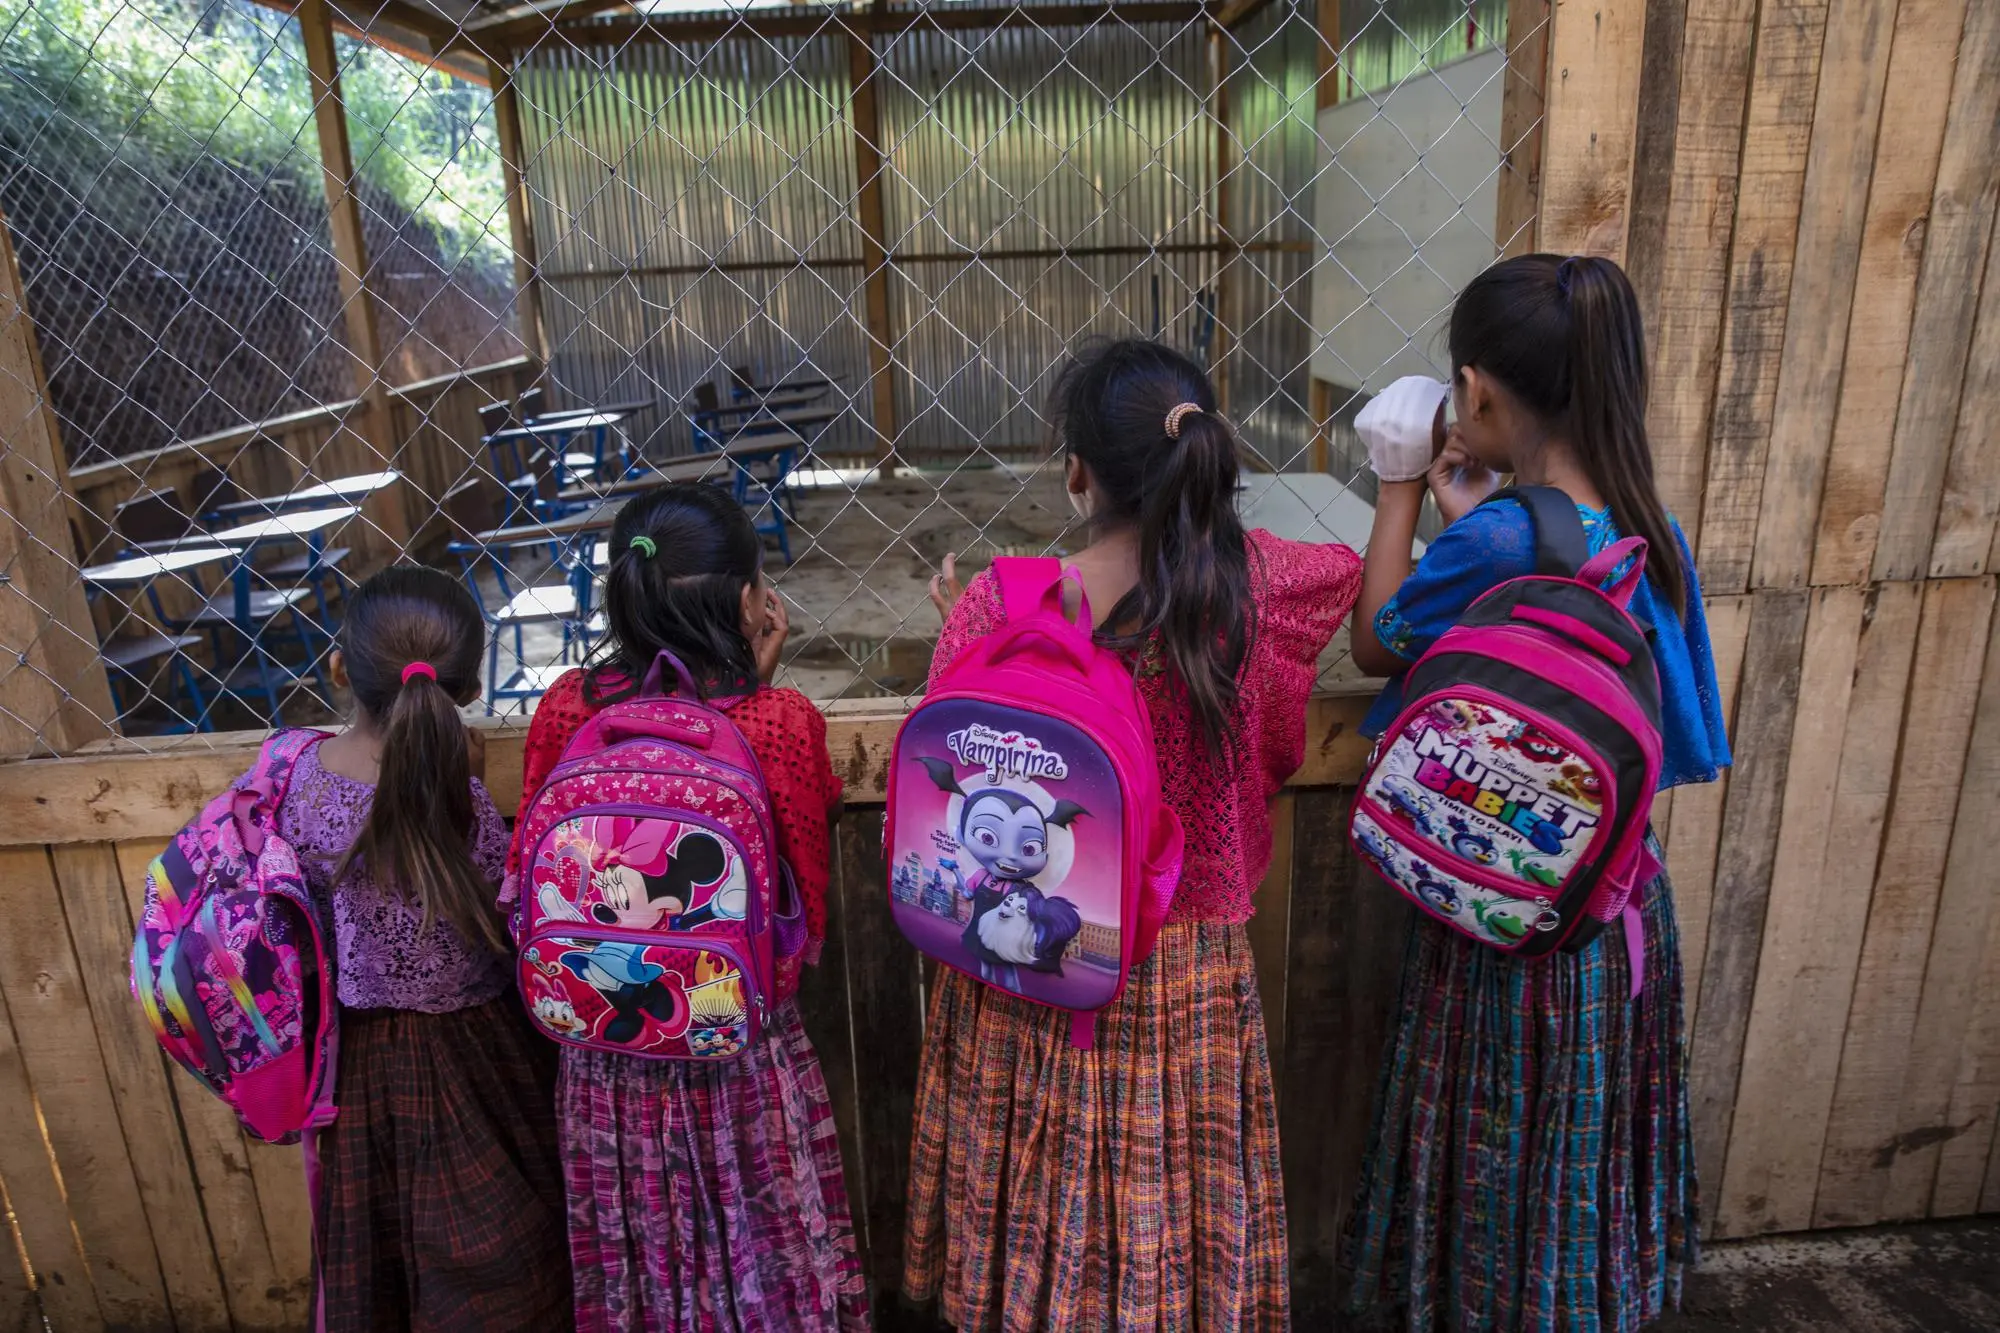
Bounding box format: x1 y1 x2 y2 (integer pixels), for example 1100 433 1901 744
1656 1218 2000 1332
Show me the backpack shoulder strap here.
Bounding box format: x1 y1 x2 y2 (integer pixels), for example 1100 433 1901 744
232 729 328 855
1483 485 1591 576
992 556 1066 621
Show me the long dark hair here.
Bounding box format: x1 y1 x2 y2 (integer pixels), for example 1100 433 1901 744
1051 338 1254 757
331 566 507 954
1449 253 1689 616
586 481 762 704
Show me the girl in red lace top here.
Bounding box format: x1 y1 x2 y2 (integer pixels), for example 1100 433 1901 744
509 483 867 1331
900 341 1363 1331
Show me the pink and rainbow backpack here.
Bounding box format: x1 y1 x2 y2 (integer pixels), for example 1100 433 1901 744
509 653 806 1060
1352 487 1664 972
885 557 1185 1048
130 729 337 1144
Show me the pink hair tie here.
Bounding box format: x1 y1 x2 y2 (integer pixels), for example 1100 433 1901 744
400 661 437 685
1164 402 1203 439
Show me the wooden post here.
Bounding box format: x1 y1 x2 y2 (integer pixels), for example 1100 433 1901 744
1209 27 1235 412
1536 0 1649 260
847 27 900 471
299 0 411 548
1495 0 1552 256
0 206 116 756
1315 0 1341 111
488 57 548 367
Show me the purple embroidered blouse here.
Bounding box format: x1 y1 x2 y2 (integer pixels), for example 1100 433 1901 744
259 740 513 1013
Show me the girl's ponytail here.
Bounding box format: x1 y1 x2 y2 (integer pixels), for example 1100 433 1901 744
332 566 508 954
1127 407 1252 757
1054 339 1256 758
1561 256 1687 616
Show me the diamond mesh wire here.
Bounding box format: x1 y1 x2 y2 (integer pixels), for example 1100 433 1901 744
0 0 1539 753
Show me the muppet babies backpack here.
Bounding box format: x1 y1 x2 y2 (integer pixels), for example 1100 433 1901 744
509 652 807 1060
1351 487 1665 976
885 557 1185 1048
130 728 338 1145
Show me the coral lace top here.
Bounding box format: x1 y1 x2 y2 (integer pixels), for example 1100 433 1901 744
930 529 1363 924
509 668 843 961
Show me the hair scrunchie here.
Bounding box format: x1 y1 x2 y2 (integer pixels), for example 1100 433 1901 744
400 661 437 685
629 535 658 559
1163 402 1203 440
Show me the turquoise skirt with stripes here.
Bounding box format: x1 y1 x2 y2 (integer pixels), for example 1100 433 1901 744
1343 854 1697 1332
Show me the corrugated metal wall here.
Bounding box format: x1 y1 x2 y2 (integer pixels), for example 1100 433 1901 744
513 11 1235 463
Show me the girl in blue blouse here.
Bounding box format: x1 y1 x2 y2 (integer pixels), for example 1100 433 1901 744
1342 254 1731 1333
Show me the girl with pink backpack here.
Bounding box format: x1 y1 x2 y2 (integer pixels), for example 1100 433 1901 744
254 567 571 1330
1344 255 1732 1330
904 340 1363 1329
508 483 867 1331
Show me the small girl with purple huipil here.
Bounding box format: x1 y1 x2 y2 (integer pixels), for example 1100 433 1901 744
246 565 572 1331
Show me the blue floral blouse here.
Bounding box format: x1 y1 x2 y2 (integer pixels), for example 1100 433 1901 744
1360 496 1732 790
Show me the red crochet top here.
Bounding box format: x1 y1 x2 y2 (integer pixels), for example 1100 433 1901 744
929 529 1362 924
509 669 844 960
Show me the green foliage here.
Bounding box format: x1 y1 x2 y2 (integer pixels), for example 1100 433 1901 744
0 0 508 270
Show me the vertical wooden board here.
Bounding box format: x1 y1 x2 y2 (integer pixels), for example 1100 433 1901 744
50 842 232 1330
1748 0 1900 591
1279 788 1410 1325
1923 605 2000 1216
1815 576 1997 1227
0 847 168 1327
245 1139 313 1320
113 838 291 1333
1808 0 1972 584
1246 790 1295 1094
1623 0 1690 323
1668 592 1753 1034
1496 0 1551 256
1931 191 2000 578
836 808 925 1296
1716 584 1920 1236
797 819 866 1257
1640 0 1761 544
1696 0 1834 593
1538 0 1650 258
1688 590 1809 1203
1872 5 2000 580
0 977 101 1331
1885 582 2000 1216
0 1219 33 1333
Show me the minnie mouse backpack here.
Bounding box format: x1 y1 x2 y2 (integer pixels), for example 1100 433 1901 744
885 557 1185 1048
130 728 337 1144
508 652 807 1060
1350 487 1665 979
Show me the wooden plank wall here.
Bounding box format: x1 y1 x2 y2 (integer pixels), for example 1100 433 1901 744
1628 0 2000 1245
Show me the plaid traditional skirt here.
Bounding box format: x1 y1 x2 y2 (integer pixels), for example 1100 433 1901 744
313 994 573 1333
1343 858 1698 1332
559 998 869 1333
902 920 1288 1333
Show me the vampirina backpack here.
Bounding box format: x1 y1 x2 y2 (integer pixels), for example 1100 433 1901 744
130 729 337 1144
1351 487 1664 970
509 652 807 1060
884 557 1185 1048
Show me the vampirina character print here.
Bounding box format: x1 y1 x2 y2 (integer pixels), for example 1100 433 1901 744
917 757 1089 990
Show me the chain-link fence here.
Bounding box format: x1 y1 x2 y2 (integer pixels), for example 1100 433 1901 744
0 0 1541 752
